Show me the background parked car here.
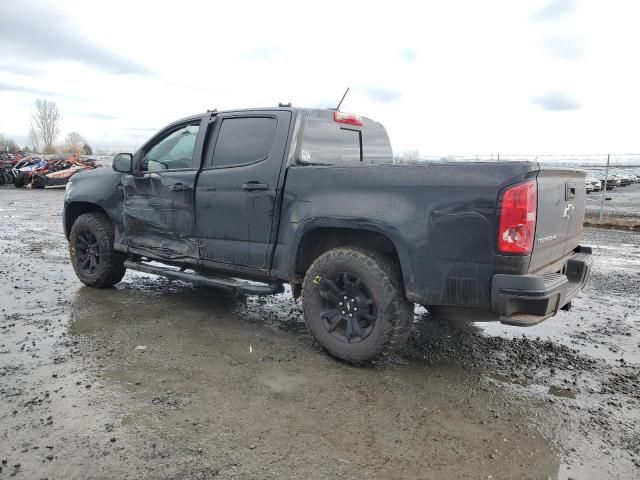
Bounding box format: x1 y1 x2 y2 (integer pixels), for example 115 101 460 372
585 176 602 193
589 171 617 190
613 171 633 186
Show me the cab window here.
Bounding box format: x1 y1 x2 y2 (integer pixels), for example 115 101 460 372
211 117 277 168
141 123 200 171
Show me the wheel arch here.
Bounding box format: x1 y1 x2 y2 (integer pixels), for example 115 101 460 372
64 202 109 239
293 224 414 296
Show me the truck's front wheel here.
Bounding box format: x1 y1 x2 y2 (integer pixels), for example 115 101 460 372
69 213 126 288
302 247 412 365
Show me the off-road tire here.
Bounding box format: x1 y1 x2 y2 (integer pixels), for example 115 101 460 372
302 247 413 365
69 213 126 288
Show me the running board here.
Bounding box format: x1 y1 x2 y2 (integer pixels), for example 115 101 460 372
123 260 284 295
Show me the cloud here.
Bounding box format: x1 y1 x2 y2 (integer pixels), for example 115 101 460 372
399 49 419 63
532 92 582 111
79 112 120 120
121 127 160 132
0 81 57 97
242 47 285 61
311 99 339 109
122 131 157 140
0 80 81 100
540 34 586 60
532 0 579 21
0 1 151 75
116 127 161 139
0 61 41 76
363 86 402 104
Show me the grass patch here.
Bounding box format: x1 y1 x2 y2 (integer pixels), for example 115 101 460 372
584 217 639 230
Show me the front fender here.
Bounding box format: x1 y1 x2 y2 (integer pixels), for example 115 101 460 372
63 167 125 241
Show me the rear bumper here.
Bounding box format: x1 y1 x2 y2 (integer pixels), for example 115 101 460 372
491 246 593 326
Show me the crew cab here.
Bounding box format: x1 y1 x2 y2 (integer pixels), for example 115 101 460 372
63 107 592 364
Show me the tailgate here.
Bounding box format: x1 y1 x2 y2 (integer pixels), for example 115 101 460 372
529 168 586 272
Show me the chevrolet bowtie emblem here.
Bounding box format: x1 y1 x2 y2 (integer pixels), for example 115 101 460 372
563 203 575 219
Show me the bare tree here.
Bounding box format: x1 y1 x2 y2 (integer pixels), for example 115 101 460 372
394 150 421 164
64 131 85 154
30 99 61 154
29 126 41 153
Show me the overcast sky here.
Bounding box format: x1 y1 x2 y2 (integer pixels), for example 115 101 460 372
0 0 639 155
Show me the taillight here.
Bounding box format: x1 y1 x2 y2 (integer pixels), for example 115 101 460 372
498 180 537 254
333 111 363 126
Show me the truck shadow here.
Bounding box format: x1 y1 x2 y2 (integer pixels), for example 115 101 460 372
68 277 593 384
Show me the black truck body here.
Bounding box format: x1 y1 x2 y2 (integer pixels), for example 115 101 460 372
64 107 592 363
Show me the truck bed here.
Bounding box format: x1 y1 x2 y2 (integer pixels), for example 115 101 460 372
274 161 586 309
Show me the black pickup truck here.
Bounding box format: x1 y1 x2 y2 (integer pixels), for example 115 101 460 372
64 107 592 364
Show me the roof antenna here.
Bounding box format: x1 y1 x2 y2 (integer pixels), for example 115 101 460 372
335 87 350 111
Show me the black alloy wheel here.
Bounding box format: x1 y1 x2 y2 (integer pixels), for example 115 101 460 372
75 229 101 275
319 272 377 343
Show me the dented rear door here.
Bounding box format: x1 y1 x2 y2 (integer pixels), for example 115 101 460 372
195 111 291 269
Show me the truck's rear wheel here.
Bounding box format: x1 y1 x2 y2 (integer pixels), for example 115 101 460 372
302 247 412 365
69 213 126 288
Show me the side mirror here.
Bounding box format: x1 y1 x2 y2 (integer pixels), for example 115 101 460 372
112 153 133 173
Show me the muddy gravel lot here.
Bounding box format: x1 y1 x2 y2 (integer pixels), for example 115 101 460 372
1 186 639 479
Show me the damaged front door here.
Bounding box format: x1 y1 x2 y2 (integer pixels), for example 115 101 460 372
122 118 205 260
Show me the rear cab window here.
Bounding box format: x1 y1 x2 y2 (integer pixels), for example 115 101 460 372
298 110 392 165
210 117 277 168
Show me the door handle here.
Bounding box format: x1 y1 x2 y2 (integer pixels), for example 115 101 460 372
169 183 191 192
242 182 269 191
139 172 161 179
